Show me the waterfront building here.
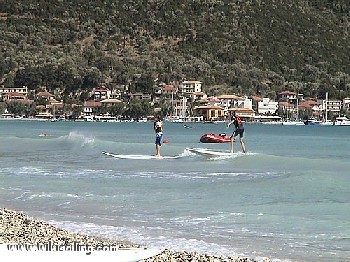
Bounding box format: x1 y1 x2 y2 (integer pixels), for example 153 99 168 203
258 98 278 115
0 86 28 100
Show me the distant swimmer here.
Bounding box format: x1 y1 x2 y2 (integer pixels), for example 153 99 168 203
227 111 246 153
183 124 192 129
153 117 163 157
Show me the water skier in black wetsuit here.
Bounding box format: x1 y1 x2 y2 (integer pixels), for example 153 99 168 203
153 117 163 157
227 111 246 153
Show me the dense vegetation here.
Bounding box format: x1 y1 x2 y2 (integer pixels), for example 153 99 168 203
0 0 349 102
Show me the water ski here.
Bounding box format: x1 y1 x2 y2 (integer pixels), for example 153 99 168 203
102 151 180 159
187 148 234 157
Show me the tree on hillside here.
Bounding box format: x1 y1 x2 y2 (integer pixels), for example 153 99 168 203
3 72 15 87
132 74 154 93
125 99 152 119
108 102 125 117
82 67 102 89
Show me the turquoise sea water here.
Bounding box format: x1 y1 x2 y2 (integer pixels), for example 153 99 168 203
0 120 349 261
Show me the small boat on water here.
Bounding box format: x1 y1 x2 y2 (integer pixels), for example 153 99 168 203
333 116 350 126
200 133 231 143
319 116 350 126
282 120 305 126
304 118 321 125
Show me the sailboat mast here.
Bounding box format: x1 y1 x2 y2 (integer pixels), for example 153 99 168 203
296 96 298 120
182 96 186 120
325 92 328 122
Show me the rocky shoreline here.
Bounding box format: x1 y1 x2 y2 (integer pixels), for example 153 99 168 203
0 208 272 262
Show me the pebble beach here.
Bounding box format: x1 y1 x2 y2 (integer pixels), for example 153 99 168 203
0 208 271 262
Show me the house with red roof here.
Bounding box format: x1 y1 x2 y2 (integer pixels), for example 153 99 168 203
298 100 322 118
83 100 102 117
0 86 28 99
162 85 177 96
2 92 26 101
277 90 297 101
36 91 55 100
278 101 293 111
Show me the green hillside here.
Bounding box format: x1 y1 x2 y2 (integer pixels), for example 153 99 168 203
0 0 349 100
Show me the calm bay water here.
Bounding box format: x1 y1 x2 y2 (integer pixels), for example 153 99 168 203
0 120 349 261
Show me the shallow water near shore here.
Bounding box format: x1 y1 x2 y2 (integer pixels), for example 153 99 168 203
1 120 350 261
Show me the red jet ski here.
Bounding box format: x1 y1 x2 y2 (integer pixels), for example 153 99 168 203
200 133 231 143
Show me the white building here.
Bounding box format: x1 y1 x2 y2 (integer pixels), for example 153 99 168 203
343 98 350 112
0 85 28 100
258 98 278 115
179 81 202 94
325 99 342 114
92 87 111 101
216 94 247 110
242 97 253 111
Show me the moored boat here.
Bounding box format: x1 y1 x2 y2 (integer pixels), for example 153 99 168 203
319 120 333 126
282 120 305 126
304 118 321 125
200 133 231 143
319 116 350 126
333 116 350 126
